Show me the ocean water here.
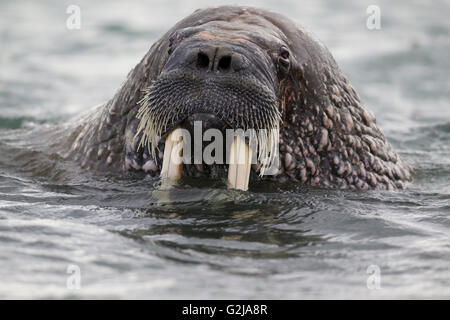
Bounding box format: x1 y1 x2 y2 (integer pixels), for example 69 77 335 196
0 0 449 299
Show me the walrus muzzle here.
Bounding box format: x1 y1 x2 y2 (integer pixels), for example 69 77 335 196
135 42 282 190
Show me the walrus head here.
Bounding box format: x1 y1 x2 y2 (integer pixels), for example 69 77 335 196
136 23 286 183
68 6 412 190
134 9 302 189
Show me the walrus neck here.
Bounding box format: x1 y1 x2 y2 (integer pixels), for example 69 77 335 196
275 59 411 189
63 47 165 172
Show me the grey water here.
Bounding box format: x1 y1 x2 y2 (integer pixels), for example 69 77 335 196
0 0 449 299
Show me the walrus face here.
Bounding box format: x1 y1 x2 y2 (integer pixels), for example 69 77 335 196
136 26 290 189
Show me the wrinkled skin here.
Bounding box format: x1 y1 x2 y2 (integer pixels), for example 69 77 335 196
62 6 412 190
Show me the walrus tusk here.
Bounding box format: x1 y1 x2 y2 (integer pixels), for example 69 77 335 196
161 127 184 185
228 135 252 191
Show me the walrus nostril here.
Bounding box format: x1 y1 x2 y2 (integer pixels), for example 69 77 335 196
197 52 209 69
218 56 232 71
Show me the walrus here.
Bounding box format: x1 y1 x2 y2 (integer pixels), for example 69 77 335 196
59 6 412 191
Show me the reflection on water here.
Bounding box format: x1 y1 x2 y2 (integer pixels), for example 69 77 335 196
0 0 449 298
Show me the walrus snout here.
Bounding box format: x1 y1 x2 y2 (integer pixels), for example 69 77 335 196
161 38 274 87
192 46 247 73
134 33 282 191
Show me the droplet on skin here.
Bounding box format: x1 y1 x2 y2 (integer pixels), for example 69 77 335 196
368 154 375 166
343 83 351 94
369 173 377 186
346 162 354 175
335 113 341 123
386 167 394 180
332 85 339 95
346 135 353 146
273 167 283 176
325 105 334 119
362 109 374 126
317 129 328 151
305 158 316 175
331 94 341 105
285 153 296 171
355 178 364 189
346 175 353 184
345 112 354 131
312 177 320 185
110 104 119 114
125 158 131 170
355 138 362 150
97 148 104 159
347 148 354 158
322 179 331 187
367 137 377 154
284 153 292 169
359 164 366 179
337 162 345 176
327 143 332 151
300 168 307 182
395 181 404 189
86 148 94 159
333 155 339 165
131 160 141 170
143 160 158 172
400 167 409 180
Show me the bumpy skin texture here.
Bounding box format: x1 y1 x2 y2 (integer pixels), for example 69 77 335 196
64 6 412 190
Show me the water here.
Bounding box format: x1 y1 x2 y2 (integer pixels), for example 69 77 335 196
0 0 449 299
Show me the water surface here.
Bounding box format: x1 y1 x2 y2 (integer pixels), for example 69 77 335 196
0 0 449 299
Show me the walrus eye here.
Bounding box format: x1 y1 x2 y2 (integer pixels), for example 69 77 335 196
280 47 290 60
278 46 290 77
168 33 178 56
168 39 174 56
